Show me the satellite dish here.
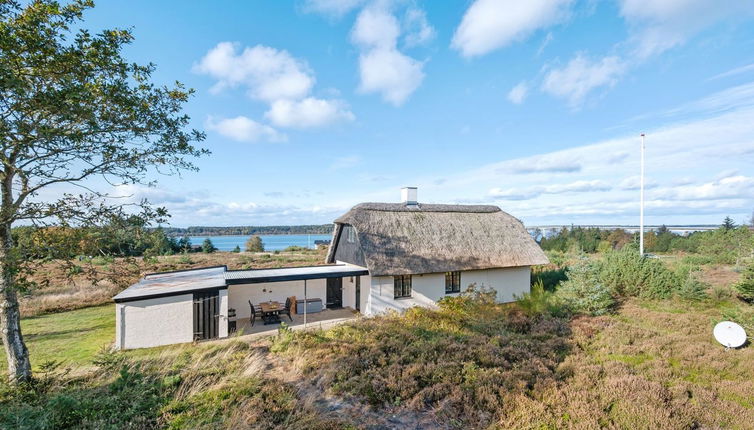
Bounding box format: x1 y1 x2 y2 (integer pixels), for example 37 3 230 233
713 321 747 348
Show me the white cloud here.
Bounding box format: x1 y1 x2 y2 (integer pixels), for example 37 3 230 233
709 63 754 81
619 0 754 59
357 48 425 106
351 6 400 48
490 179 611 200
529 1 754 107
507 81 529 104
194 42 314 102
451 0 572 58
403 8 436 47
501 154 581 174
351 6 427 106
656 175 754 201
265 97 355 128
618 175 659 190
205 116 286 143
196 42 356 130
541 54 626 107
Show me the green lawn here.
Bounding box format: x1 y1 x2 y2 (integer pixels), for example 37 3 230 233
3 304 115 372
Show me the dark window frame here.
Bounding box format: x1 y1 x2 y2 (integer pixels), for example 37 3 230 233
393 275 412 299
445 271 461 294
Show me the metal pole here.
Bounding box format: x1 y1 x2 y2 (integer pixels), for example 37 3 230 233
640 133 645 257
303 279 307 328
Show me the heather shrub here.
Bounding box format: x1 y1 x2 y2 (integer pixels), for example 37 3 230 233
556 263 616 315
274 288 572 428
734 264 754 302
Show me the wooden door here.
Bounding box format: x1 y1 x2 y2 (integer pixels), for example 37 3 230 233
326 278 343 308
193 291 219 340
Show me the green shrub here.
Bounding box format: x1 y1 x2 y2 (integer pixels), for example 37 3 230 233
599 246 680 299
676 275 709 301
710 285 733 303
531 267 568 291
515 280 566 316
734 264 754 302
555 263 616 316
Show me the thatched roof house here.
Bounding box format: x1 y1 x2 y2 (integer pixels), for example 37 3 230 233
327 201 548 276
113 187 548 350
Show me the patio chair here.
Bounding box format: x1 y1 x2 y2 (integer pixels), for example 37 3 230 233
248 300 257 327
281 297 294 322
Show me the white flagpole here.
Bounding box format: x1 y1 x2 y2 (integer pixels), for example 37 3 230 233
640 133 645 257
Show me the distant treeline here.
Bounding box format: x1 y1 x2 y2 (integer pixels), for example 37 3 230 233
537 216 754 265
161 225 333 237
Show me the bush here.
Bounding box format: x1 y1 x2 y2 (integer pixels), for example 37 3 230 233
599 246 680 299
515 280 566 316
555 263 616 316
734 264 754 302
231 245 240 253
676 275 709 301
531 267 568 292
245 235 264 252
201 238 216 254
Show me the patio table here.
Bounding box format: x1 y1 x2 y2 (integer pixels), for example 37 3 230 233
259 301 283 325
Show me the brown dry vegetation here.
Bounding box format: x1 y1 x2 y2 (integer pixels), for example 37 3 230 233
271 293 754 429
19 249 327 317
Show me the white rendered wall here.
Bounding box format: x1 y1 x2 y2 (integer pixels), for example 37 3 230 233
228 279 327 319
343 276 356 309
360 275 370 313
365 267 530 316
117 294 194 350
218 289 229 338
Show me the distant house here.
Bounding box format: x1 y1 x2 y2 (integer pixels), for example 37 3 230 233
113 187 547 349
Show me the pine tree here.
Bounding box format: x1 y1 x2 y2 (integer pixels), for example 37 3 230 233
722 216 736 231
202 238 217 253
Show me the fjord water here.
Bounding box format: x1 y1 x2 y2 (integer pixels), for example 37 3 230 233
188 234 331 251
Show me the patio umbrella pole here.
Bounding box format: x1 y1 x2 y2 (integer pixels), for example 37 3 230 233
304 279 307 329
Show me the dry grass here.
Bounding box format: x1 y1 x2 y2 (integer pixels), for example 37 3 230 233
19 249 327 317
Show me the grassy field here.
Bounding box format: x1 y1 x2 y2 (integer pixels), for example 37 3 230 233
20 248 327 317
0 304 114 373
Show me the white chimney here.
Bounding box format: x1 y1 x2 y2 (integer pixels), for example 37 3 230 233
401 187 418 205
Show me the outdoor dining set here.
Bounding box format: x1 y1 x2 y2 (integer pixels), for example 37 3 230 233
248 297 295 326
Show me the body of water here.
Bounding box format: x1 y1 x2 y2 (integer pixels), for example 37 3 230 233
188 234 331 252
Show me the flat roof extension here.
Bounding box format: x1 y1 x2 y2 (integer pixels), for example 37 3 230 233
113 264 369 303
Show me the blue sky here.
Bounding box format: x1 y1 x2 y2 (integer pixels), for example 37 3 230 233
71 0 754 227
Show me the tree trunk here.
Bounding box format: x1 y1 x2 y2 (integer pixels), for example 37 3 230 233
0 222 31 384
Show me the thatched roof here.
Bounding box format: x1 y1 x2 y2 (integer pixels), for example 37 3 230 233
326 203 548 276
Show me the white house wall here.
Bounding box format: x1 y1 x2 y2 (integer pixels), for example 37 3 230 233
360 275 370 312
219 289 229 338
366 267 530 316
228 279 327 319
116 294 194 350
